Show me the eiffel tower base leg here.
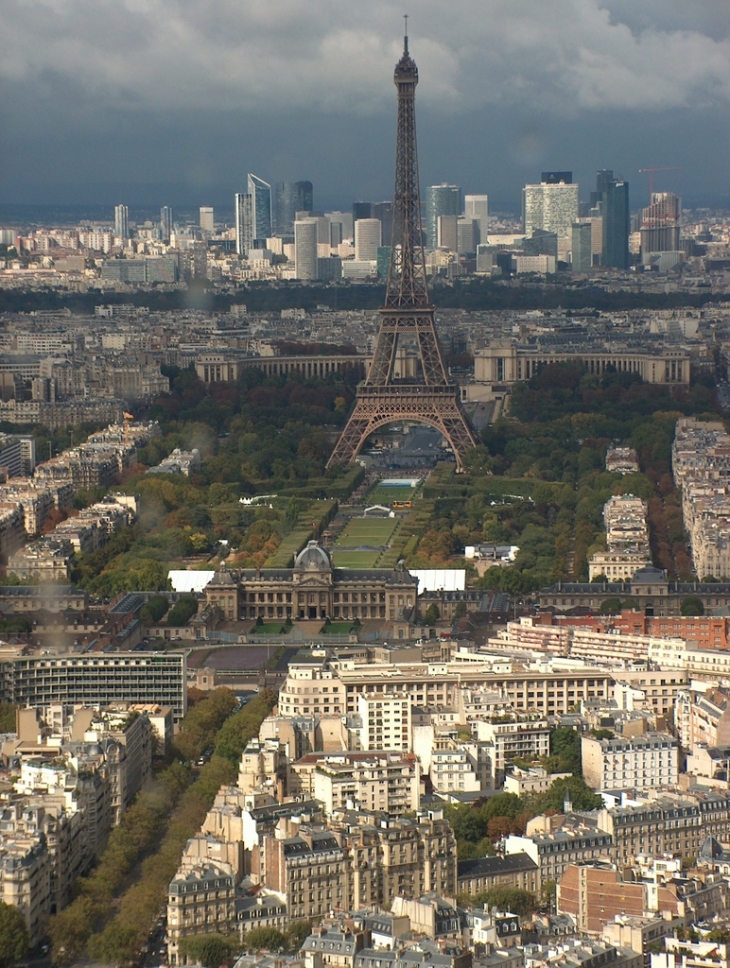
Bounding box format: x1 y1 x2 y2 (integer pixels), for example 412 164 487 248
328 385 477 472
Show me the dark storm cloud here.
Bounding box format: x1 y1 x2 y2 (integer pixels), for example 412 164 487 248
1 0 729 207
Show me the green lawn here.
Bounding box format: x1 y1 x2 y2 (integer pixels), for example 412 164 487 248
368 485 418 505
331 550 381 567
320 622 357 634
335 517 398 546
251 622 292 634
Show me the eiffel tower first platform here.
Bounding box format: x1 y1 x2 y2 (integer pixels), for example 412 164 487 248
327 26 477 472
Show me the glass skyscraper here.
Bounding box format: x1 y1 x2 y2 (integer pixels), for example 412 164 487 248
601 177 630 270
425 184 462 248
275 181 313 236
247 174 272 244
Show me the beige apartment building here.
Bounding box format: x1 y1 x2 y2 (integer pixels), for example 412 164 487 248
581 732 679 792
167 861 237 965
279 656 613 721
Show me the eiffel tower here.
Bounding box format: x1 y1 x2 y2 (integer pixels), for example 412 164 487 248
327 24 477 472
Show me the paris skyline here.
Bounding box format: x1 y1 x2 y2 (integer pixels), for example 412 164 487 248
1 0 729 211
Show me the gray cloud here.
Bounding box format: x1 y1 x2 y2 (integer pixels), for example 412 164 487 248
1 0 728 208
3 0 729 115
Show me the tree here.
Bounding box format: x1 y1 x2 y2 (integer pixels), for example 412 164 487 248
0 902 29 968
241 927 287 952
166 595 198 626
424 603 440 625
680 595 704 616
285 921 313 951
0 704 16 733
179 933 239 968
140 594 170 625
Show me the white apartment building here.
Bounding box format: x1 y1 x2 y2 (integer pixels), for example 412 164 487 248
357 693 412 752
581 732 678 792
473 717 551 782
308 751 419 816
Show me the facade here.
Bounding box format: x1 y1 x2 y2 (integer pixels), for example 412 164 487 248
641 193 681 258
357 693 412 751
457 853 539 896
0 651 187 720
160 206 173 243
601 177 630 270
598 793 729 866
280 654 613 721
473 341 689 387
506 818 613 887
114 204 129 239
248 173 272 244
581 732 679 792
236 541 417 623
572 221 593 272
354 219 382 261
589 495 651 581
464 195 488 245
235 192 253 257
199 206 214 233
167 861 237 963
522 176 579 252
306 751 420 815
295 219 319 280
275 181 313 236
425 184 462 248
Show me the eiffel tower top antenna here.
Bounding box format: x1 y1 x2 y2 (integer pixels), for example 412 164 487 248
386 13 429 311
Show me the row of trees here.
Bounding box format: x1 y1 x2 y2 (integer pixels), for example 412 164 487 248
49 688 276 965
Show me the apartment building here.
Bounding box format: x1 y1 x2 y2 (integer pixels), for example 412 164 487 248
292 751 420 816
167 861 237 964
0 651 187 720
357 693 412 751
473 717 551 782
0 828 51 945
505 816 614 887
589 495 651 582
598 793 729 866
280 655 613 721
581 732 679 792
674 687 730 749
258 826 351 923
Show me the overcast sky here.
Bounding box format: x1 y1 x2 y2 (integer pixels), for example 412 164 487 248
2 0 729 214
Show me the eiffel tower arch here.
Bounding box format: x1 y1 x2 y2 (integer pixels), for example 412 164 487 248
328 26 476 473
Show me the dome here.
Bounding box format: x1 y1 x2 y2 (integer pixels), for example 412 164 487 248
294 540 332 572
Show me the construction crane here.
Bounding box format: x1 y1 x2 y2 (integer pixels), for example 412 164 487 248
638 167 681 201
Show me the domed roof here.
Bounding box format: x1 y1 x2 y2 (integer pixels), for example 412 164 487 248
294 540 332 572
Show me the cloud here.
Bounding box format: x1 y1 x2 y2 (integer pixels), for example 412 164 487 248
2 0 729 120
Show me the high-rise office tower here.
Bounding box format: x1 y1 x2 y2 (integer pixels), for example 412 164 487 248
601 177 630 269
425 184 462 248
114 204 129 240
522 174 579 243
275 181 313 236
437 215 458 251
160 206 173 243
640 192 681 256
326 212 354 242
354 218 382 260
457 218 479 255
247 174 272 244
199 207 214 234
464 195 489 245
294 220 318 280
353 202 393 246
235 193 253 257
571 221 592 273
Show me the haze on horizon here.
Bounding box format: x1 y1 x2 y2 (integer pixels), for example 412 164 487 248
1 0 729 214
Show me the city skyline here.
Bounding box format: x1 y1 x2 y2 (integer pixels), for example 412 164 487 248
1 2 728 211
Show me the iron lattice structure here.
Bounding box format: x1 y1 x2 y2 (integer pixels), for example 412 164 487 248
328 31 476 471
